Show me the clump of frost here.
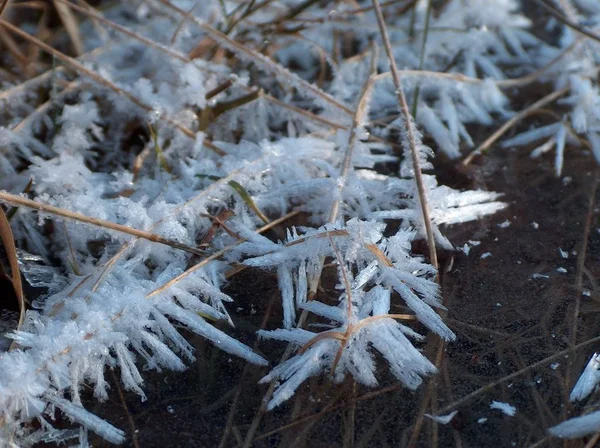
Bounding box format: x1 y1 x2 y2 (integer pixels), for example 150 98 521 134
490 400 516 416
0 0 515 444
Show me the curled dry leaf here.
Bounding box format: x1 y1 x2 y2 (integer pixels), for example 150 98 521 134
0 206 25 350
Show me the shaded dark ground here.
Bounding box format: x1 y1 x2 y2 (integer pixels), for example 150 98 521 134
81 142 600 448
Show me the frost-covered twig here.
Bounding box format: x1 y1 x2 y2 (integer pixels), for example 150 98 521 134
372 0 438 269
0 191 206 256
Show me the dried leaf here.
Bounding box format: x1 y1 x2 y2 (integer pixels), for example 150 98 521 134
0 206 25 350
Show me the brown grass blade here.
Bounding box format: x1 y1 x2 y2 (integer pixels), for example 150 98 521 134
54 0 348 133
53 0 84 55
461 87 569 167
371 0 438 270
0 191 206 256
0 206 25 350
0 0 8 17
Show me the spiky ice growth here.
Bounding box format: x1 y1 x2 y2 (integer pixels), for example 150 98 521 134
0 0 518 444
246 220 454 410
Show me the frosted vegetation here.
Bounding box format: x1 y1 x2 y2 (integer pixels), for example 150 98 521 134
0 0 599 445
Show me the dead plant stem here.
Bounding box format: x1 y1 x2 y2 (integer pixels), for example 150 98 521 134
462 87 570 167
371 0 438 270
0 191 206 256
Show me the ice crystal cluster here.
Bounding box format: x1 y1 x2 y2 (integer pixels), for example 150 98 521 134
0 0 597 445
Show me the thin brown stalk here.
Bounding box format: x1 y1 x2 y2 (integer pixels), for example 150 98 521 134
261 92 346 129
170 0 199 44
306 48 377 300
461 87 570 167
270 0 321 25
109 370 140 448
270 0 413 25
497 38 582 89
241 305 315 447
53 0 84 55
0 206 25 350
217 292 277 448
375 36 581 90
371 0 438 270
411 0 432 117
343 381 357 448
62 221 81 276
249 384 401 445
584 433 600 448
56 0 347 132
0 25 28 69
56 0 191 64
0 191 206 256
0 19 225 156
328 76 375 223
407 306 447 446
532 0 600 44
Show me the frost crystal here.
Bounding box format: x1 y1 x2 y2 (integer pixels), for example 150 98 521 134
0 0 515 443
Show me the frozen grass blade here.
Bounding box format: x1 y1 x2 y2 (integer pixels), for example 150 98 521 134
371 0 438 270
0 206 25 350
0 191 206 256
228 180 270 225
47 396 126 444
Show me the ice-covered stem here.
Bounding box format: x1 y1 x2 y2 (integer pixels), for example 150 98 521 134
309 57 377 299
371 0 438 270
328 76 375 223
0 191 206 256
411 0 433 117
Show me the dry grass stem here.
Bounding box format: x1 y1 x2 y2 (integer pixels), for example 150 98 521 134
461 87 570 167
436 334 600 416
0 191 206 256
371 0 438 270
0 206 25 350
157 0 355 119
52 0 84 55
